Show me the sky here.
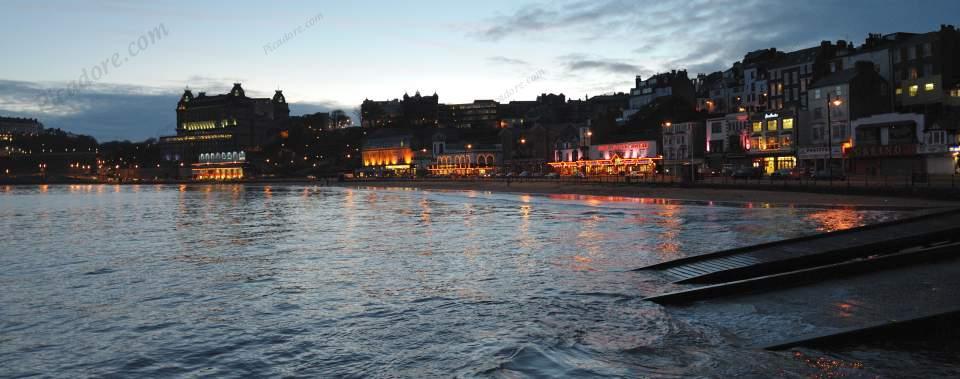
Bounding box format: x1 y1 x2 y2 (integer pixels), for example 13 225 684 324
0 0 957 141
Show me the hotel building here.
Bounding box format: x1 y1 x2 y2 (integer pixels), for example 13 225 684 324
160 83 290 180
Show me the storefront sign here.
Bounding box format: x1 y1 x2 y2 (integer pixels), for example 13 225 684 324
848 144 917 158
950 145 960 153
764 113 780 119
593 140 657 159
798 146 842 159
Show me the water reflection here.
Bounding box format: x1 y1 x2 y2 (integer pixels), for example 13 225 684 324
806 208 864 232
0 184 909 378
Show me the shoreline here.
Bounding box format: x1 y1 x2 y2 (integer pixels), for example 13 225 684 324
7 179 960 209
335 180 960 210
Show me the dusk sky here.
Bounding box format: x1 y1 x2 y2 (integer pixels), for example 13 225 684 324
0 0 957 141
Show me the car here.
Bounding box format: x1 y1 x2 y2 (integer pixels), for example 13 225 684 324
504 172 515 177
769 168 798 180
518 171 530 177
545 172 559 178
730 167 761 179
811 170 846 181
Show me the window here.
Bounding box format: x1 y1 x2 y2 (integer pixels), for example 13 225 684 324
766 136 779 150
923 42 932 57
910 68 919 80
909 85 919 97
753 121 763 133
711 122 722 133
767 120 778 131
893 50 901 63
951 89 960 97
896 87 903 95
925 83 935 92
814 89 822 99
781 134 793 148
908 46 916 60
927 131 946 145
782 118 794 130
835 86 843 96
924 63 934 77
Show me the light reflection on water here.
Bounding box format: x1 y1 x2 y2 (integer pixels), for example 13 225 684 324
0 184 923 377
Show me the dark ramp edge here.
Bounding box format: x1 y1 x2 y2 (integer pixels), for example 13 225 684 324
636 208 960 284
763 309 960 350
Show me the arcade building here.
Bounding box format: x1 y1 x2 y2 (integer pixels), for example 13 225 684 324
549 140 659 176
159 83 289 180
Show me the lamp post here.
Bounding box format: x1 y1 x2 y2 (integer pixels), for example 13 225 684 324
825 94 843 182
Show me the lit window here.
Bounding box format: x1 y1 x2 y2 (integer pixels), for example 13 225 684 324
752 122 762 133
925 83 935 92
814 89 821 99
782 118 794 130
909 85 919 97
767 120 778 131
895 87 903 95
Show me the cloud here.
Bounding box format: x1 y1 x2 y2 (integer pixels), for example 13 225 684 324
478 0 959 75
561 55 643 75
488 56 530 66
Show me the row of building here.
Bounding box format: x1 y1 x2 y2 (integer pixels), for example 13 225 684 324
358 25 960 178
8 26 957 182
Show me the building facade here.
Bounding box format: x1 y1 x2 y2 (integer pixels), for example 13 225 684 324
160 83 290 180
623 71 695 120
0 117 44 135
800 62 892 172
662 121 705 178
439 100 499 129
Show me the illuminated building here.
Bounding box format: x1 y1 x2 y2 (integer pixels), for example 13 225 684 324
192 151 246 181
360 135 415 176
159 83 290 180
548 140 659 176
430 143 500 176
747 111 798 174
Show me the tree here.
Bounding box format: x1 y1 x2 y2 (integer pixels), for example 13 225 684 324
330 109 351 129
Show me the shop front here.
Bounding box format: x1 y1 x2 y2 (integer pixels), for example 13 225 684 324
192 151 248 181
745 112 798 175
548 140 659 176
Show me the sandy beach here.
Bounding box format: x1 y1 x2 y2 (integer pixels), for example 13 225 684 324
341 180 960 209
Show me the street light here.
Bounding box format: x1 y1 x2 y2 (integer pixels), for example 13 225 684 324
826 93 843 181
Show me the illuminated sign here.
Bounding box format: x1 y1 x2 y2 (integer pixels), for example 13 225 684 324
593 140 656 159
950 145 960 153
597 142 648 151
764 113 780 119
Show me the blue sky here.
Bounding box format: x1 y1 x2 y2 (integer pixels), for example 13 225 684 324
0 0 956 141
